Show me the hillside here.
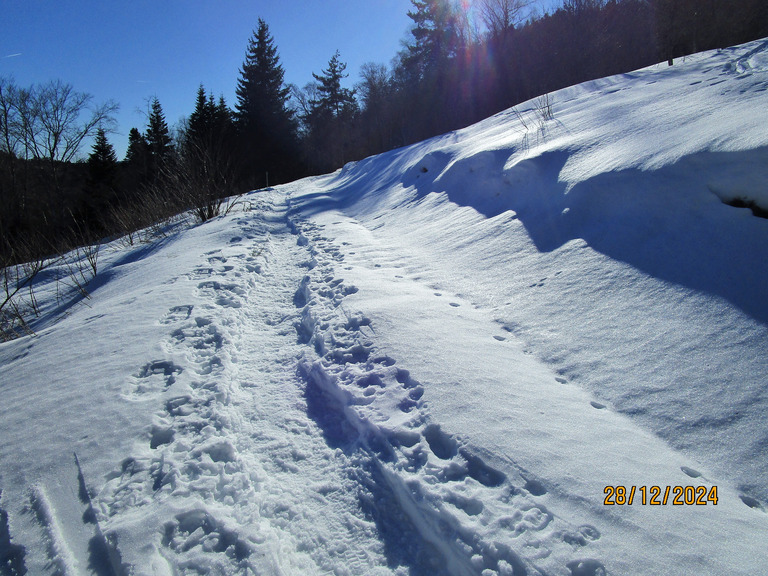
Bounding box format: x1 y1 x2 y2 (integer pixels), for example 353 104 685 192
1 39 768 576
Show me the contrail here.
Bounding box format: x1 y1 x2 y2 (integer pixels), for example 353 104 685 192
4 53 22 58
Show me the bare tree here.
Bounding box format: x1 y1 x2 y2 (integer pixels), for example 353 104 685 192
479 0 532 38
20 80 118 191
0 77 31 207
562 0 604 16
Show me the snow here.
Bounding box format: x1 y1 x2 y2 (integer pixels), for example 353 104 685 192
2 39 768 575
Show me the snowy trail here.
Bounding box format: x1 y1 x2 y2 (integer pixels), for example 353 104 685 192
91 191 401 574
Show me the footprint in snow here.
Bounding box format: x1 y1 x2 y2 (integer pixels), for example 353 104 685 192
680 466 701 478
123 359 182 399
160 305 193 324
739 494 764 510
566 558 607 576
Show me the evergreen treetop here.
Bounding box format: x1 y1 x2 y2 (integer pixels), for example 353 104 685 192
88 127 118 167
404 0 461 80
234 18 300 186
185 84 235 156
125 127 147 164
235 19 292 129
86 127 118 191
145 97 173 164
311 51 357 119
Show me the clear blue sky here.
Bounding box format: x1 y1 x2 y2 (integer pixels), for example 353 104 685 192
1 0 555 159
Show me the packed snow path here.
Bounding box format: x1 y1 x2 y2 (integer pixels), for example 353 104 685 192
2 39 768 575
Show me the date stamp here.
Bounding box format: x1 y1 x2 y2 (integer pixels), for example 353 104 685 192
604 485 718 506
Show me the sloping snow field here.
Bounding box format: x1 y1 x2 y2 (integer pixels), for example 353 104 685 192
2 39 768 576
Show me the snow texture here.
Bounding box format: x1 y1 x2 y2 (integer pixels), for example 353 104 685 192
1 39 768 575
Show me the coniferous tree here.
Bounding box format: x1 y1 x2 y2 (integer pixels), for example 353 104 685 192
303 51 359 173
311 51 358 119
144 97 173 184
87 128 118 188
235 18 299 187
83 127 118 231
187 85 212 147
402 0 464 82
177 85 238 220
394 0 465 142
122 126 149 194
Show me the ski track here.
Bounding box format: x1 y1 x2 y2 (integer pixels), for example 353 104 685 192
64 189 609 575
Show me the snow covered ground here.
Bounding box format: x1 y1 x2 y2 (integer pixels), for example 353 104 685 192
2 39 768 576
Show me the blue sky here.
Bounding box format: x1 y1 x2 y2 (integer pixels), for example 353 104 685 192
1 0 554 159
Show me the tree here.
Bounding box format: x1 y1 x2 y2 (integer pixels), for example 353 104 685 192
177 85 238 221
311 51 358 119
144 97 173 184
562 0 604 15
0 79 117 193
302 51 359 173
0 77 26 210
402 0 463 81
480 0 531 39
87 127 118 188
393 0 471 142
356 62 398 154
187 85 213 147
83 127 118 230
125 127 147 165
235 19 299 187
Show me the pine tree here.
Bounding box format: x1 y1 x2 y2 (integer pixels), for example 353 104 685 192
83 127 118 230
394 0 465 142
311 51 358 119
403 0 461 81
303 51 359 172
144 97 173 183
87 127 118 185
172 85 239 221
235 19 299 186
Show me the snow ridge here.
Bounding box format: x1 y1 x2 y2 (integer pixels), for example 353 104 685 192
29 485 80 576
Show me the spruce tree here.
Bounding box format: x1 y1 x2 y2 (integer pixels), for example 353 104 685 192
235 19 299 187
125 127 148 164
87 127 118 185
83 127 118 230
122 127 150 194
145 97 173 184
187 85 212 147
311 51 357 119
304 51 359 173
180 84 237 215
